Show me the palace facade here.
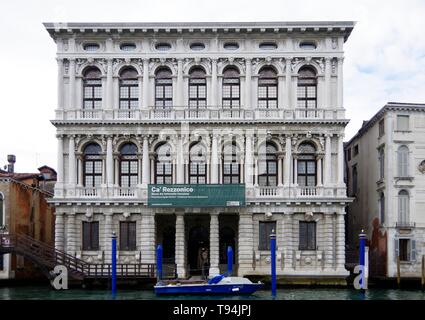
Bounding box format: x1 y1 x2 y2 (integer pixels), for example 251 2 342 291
45 22 354 283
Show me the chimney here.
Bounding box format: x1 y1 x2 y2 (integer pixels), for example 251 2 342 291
7 154 16 173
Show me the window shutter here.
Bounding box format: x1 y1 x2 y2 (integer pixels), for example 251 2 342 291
394 239 399 260
411 239 416 261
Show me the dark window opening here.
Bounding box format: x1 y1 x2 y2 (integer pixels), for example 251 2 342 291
259 221 276 250
120 221 137 251
299 221 316 250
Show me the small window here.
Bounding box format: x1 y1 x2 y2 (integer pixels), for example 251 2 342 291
379 119 385 137
300 41 317 50
259 42 277 50
224 42 239 50
396 239 416 262
83 43 100 52
155 42 172 51
299 221 316 250
190 42 205 51
259 221 276 250
82 221 99 251
354 145 359 156
347 148 352 161
397 115 409 131
120 43 136 51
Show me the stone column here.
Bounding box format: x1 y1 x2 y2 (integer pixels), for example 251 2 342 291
211 59 218 107
283 213 293 270
209 212 220 275
68 58 75 109
284 136 292 186
278 74 285 109
66 213 76 255
245 133 253 186
140 211 156 264
57 58 64 110
77 155 83 187
324 57 331 108
177 136 185 184
210 134 219 184
142 136 150 186
245 58 251 109
175 212 186 278
278 154 284 186
106 136 114 186
104 212 113 263
56 135 64 188
317 155 323 186
337 57 344 109
293 155 298 186
68 135 76 185
324 134 332 186
238 212 254 276
54 212 65 251
324 213 334 269
177 59 183 107
138 75 143 110
285 58 292 109
335 212 346 271
337 134 344 185
142 58 149 109
106 59 113 109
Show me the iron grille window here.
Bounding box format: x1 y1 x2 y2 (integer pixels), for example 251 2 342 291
119 143 138 187
259 221 276 250
222 143 240 184
297 67 317 113
222 68 240 108
297 143 316 187
82 221 99 251
189 68 207 109
83 143 102 187
155 143 173 184
258 67 278 109
83 68 102 110
258 143 278 186
155 68 173 108
299 221 316 250
120 221 137 251
119 68 139 110
189 142 207 184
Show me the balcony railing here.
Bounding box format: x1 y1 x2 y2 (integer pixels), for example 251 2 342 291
56 107 345 121
395 221 416 228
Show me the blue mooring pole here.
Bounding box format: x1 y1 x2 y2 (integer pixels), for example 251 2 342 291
111 232 117 299
359 229 367 290
157 245 163 281
227 246 233 276
270 229 277 298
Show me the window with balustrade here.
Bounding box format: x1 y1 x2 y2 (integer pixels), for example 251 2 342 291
120 221 137 251
155 67 173 108
222 67 240 108
119 67 139 111
189 67 207 109
119 143 138 187
397 145 409 177
258 67 278 109
258 142 278 186
155 143 173 184
297 67 317 114
83 143 103 187
222 142 240 184
83 67 102 110
297 143 316 187
398 190 410 225
82 221 99 251
189 142 207 184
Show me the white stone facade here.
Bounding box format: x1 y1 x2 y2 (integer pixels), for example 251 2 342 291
346 102 425 279
45 22 354 281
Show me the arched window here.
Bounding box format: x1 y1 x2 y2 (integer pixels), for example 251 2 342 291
119 67 139 110
297 143 316 187
83 67 102 110
0 193 4 227
222 67 240 108
119 143 138 187
222 142 240 184
155 67 173 108
379 192 385 224
397 145 409 177
189 142 207 184
297 67 317 113
398 190 409 225
155 143 173 184
189 67 207 109
83 143 102 187
258 142 277 186
258 67 278 109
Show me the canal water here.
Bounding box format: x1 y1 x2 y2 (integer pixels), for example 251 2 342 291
0 286 424 300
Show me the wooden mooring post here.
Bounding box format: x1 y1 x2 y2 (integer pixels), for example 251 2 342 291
396 256 401 288
421 255 425 289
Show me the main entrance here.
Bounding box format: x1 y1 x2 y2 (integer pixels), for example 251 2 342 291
187 225 209 276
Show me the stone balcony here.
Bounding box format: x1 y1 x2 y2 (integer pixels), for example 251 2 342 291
54 107 346 122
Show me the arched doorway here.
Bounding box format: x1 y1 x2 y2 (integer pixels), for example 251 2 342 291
187 226 209 275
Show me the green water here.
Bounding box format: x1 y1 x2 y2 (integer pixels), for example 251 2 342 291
0 286 424 300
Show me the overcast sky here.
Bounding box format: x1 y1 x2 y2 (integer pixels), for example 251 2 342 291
0 0 424 173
